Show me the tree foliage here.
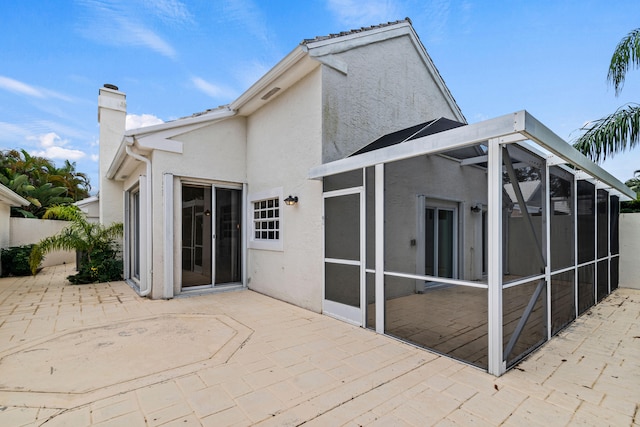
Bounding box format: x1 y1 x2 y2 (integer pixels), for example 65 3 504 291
608 28 640 96
0 149 91 218
574 28 640 162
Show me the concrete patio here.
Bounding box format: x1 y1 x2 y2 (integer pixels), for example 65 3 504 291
0 264 638 426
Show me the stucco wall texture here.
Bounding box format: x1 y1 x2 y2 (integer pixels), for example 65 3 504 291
620 213 640 289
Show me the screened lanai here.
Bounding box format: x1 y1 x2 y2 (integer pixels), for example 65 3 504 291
309 111 634 376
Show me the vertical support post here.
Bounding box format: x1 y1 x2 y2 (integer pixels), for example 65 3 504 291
360 169 367 327
163 173 174 299
375 163 385 334
242 183 248 288
574 174 579 318
593 182 598 306
607 192 611 294
123 190 130 280
487 138 504 375
545 161 552 340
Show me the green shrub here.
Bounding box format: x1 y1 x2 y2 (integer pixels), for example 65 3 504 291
29 205 123 284
621 199 640 213
68 244 123 285
1 245 38 277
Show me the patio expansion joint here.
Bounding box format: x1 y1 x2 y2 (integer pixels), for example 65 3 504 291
258 352 436 426
0 313 254 410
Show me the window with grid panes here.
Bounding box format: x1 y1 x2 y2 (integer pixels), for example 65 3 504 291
253 198 280 240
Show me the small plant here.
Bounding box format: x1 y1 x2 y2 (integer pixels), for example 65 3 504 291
30 205 123 284
1 244 37 277
68 245 123 284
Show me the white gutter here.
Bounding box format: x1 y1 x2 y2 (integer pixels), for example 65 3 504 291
0 183 29 206
125 138 153 297
229 46 308 112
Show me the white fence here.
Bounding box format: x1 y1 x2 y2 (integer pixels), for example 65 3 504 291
620 213 640 290
9 218 75 267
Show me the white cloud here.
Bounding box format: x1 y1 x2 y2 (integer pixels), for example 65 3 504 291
421 0 452 43
191 77 237 100
90 154 99 162
0 75 73 101
29 132 86 161
0 121 31 143
0 76 44 98
147 0 194 25
76 0 179 59
32 146 87 161
38 132 60 148
120 17 177 59
219 0 269 43
126 114 164 130
327 0 401 26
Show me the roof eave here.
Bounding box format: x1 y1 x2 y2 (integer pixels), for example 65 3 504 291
124 107 235 138
0 184 29 207
309 110 634 199
229 46 317 115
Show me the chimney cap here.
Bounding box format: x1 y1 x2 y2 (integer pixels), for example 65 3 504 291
103 83 119 91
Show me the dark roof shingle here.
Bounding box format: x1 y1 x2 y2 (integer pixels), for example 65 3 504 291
301 18 412 45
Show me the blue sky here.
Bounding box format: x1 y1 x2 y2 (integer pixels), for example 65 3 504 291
1 0 639 193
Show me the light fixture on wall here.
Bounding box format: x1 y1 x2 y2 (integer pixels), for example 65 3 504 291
470 204 482 213
284 195 298 206
204 209 211 216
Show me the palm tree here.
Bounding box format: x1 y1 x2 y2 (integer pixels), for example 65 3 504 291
574 28 640 162
29 205 123 283
625 169 640 194
0 149 91 217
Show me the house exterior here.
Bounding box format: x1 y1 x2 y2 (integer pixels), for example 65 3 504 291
99 19 633 376
75 195 100 223
100 19 464 308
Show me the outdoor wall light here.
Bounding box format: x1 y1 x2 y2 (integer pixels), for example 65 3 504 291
284 195 299 206
470 204 482 213
204 209 211 216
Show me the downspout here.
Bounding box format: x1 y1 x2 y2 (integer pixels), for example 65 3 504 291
125 138 153 297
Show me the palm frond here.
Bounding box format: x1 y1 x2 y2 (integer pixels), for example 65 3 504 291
608 28 640 96
573 104 640 162
30 205 123 276
42 205 84 222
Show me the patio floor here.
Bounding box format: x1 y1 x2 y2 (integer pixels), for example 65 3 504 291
0 264 638 426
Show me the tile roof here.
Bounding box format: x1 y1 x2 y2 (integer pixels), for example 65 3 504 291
301 18 412 45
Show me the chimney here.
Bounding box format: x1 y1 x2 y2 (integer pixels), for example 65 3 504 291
97 84 126 225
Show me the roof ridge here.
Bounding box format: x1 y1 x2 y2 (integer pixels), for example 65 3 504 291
301 18 412 45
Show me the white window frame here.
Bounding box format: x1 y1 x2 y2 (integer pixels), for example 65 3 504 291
248 187 284 251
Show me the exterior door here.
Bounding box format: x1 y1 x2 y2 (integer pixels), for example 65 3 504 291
323 188 364 326
182 185 212 287
182 184 242 289
425 207 457 279
214 188 242 285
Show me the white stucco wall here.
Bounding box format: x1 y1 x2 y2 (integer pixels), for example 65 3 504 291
98 87 126 226
119 117 249 299
321 34 463 162
159 117 247 299
246 67 324 312
619 212 640 289
9 218 75 267
77 199 100 223
383 154 487 298
0 203 9 250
